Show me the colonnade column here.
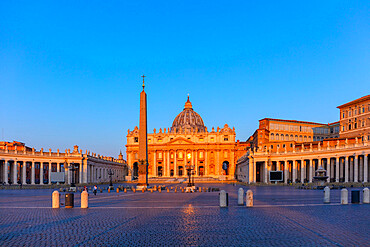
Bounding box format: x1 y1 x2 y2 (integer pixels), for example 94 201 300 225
31 162 35 184
284 160 288 184
22 161 27 184
205 151 208 176
344 157 349 183
309 159 313 183
326 159 331 183
13 161 18 184
300 160 305 183
40 162 44 185
3 160 8 184
79 163 82 184
335 157 339 182
292 161 296 183
48 162 52 184
354 155 358 183
264 160 268 183
364 155 368 183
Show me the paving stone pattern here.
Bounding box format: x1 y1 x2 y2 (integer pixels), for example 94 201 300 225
0 184 369 247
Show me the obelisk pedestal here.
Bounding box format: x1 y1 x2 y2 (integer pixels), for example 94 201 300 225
137 76 149 189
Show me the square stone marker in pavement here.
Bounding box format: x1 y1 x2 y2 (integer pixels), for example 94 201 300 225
0 183 369 246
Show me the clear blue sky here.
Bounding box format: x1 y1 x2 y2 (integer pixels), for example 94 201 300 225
1 1 369 158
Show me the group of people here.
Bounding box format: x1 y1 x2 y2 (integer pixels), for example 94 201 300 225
83 185 98 195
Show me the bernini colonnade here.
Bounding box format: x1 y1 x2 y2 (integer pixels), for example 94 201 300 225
0 145 127 185
237 138 369 184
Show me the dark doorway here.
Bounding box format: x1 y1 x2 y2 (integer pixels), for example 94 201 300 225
256 163 261 182
170 169 174 177
178 166 183 176
157 166 163 177
133 162 139 179
198 166 204 176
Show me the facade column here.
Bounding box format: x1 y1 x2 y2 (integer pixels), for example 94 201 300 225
31 162 35 184
364 154 368 183
354 155 358 183
252 159 256 183
167 151 170 177
194 150 198 177
309 159 313 183
83 159 88 183
326 158 331 183
205 150 208 176
344 156 349 183
284 160 288 184
216 150 220 177
13 161 18 184
154 152 157 176
22 161 27 184
335 157 339 182
173 152 176 177
3 160 8 185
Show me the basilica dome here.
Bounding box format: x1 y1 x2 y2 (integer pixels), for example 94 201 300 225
171 96 206 133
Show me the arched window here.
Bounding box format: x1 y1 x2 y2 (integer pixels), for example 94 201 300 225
276 134 279 141
295 135 298 141
285 134 289 140
308 136 311 141
281 135 284 141
299 135 302 142
304 136 307 142
271 133 274 140
290 135 293 140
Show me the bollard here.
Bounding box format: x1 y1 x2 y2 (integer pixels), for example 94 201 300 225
199 187 202 192
133 188 136 193
174 187 177 193
124 188 127 193
116 188 119 193
246 190 253 207
363 188 369 204
341 188 348 205
219 190 228 207
108 188 110 193
159 187 162 193
238 188 244 206
324 186 330 204
142 188 145 193
81 191 88 208
52 191 60 208
167 188 169 193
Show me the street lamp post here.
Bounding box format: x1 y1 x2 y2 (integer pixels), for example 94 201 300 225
186 153 195 190
108 169 114 189
68 162 77 192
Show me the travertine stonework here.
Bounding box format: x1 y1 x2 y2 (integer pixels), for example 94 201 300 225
126 97 244 180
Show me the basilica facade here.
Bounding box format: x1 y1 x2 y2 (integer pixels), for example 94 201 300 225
126 97 243 180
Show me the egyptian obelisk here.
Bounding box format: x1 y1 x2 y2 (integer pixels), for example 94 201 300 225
137 75 149 189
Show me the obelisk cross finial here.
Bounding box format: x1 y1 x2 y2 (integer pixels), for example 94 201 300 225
141 74 146 89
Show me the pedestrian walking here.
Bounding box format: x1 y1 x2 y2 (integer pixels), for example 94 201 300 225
93 185 97 195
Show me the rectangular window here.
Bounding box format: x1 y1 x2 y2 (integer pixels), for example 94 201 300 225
134 137 138 143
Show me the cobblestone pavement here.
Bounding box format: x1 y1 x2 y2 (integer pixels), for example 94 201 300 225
0 184 369 247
